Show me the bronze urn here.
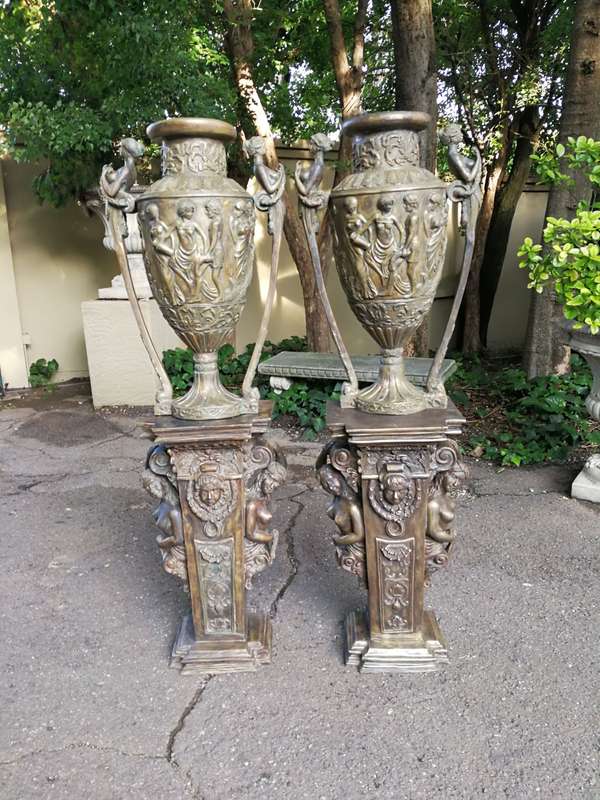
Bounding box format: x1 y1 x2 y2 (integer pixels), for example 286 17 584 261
135 118 258 420
329 112 449 414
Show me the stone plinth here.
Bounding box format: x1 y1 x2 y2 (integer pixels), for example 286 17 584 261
82 299 182 407
317 402 465 673
145 403 286 674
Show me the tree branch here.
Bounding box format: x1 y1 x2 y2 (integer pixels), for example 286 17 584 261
322 0 351 97
352 0 368 69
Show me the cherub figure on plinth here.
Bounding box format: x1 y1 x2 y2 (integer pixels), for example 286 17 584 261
244 453 287 589
142 470 188 589
319 464 366 581
425 462 466 583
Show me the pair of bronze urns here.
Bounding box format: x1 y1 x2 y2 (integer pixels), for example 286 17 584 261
101 113 477 674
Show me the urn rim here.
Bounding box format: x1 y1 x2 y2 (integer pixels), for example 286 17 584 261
342 111 430 138
146 117 237 143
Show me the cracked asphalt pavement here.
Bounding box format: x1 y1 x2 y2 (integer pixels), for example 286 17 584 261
1 388 599 799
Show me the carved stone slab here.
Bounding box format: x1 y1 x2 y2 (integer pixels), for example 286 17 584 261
258 351 457 386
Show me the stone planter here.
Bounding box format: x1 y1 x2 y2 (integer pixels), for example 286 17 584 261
568 324 600 421
566 323 600 503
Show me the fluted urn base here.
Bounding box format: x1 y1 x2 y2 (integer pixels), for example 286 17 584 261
351 349 447 415
172 352 259 421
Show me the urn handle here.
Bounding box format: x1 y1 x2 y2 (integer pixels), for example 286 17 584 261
294 134 359 404
99 138 173 414
240 136 286 401
426 126 483 394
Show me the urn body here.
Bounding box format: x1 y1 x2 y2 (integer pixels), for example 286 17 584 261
136 118 257 420
330 112 449 414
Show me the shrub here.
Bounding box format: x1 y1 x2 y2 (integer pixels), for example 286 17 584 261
518 136 600 333
447 353 600 466
29 357 59 388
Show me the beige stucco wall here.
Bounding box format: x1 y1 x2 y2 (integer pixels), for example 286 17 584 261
2 159 115 386
0 153 548 392
487 187 548 350
0 162 28 389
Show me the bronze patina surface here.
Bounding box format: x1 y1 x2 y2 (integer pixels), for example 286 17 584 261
295 110 482 416
144 402 286 674
100 122 289 674
100 119 287 421
138 118 258 420
318 402 465 673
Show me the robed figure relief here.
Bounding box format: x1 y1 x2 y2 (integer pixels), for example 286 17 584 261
424 192 448 285
229 200 255 285
403 194 426 291
143 199 227 306
338 193 413 300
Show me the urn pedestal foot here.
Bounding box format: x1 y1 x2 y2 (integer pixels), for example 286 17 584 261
171 611 272 675
354 348 447 416
144 401 286 677
172 352 259 421
344 608 447 673
319 402 465 675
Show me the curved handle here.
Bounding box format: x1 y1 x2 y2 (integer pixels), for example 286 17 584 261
107 206 173 414
100 138 172 415
241 164 286 398
294 152 358 402
426 148 482 394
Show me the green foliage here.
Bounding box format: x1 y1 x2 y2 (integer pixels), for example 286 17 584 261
162 348 194 396
0 0 409 204
518 137 600 334
436 0 572 159
447 354 599 466
0 0 234 205
268 380 340 440
531 136 600 188
29 357 59 388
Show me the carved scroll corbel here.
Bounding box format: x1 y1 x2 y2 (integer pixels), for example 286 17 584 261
425 441 467 583
143 445 188 588
99 138 172 415
243 441 287 589
295 134 359 406
426 125 483 397
317 442 366 581
240 137 286 402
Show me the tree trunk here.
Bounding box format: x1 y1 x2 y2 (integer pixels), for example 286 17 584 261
479 106 540 345
523 0 600 376
322 0 366 184
390 0 437 355
462 163 503 353
283 193 333 351
223 0 331 351
390 0 437 171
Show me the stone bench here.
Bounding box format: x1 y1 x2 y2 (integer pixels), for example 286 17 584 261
258 352 456 390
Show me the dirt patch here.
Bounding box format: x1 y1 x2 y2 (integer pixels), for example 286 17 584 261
15 410 121 447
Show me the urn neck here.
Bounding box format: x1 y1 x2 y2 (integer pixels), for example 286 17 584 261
161 136 228 178
352 129 420 172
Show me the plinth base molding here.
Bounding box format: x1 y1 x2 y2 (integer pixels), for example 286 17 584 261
344 609 448 673
170 612 272 675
